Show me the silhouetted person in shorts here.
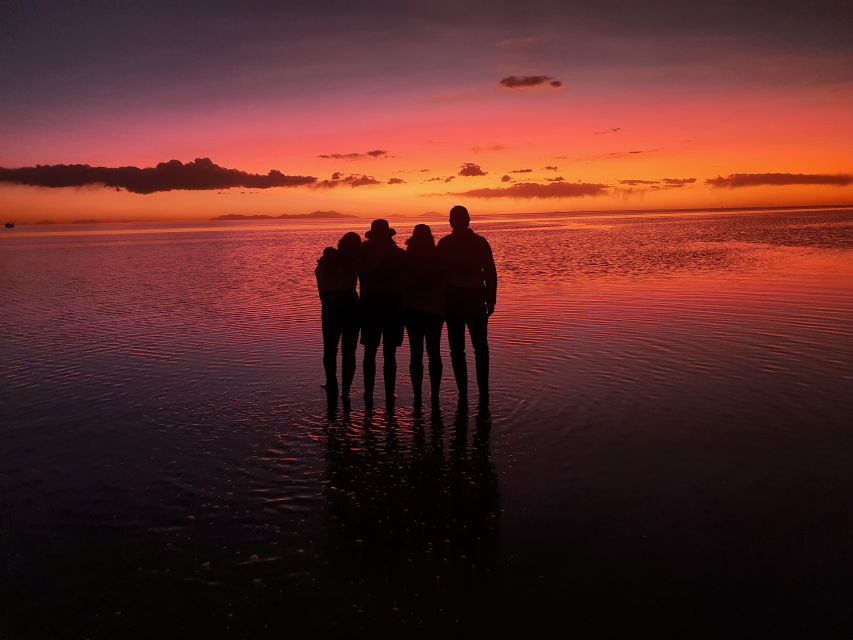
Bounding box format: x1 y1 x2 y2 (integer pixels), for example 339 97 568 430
359 219 407 408
315 232 362 405
437 205 497 406
403 224 445 408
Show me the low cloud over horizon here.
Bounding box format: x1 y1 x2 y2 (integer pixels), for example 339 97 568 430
0 158 316 194
317 149 388 160
620 177 696 189
706 173 853 188
443 181 608 199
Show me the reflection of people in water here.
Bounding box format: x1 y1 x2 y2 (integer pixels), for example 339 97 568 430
359 219 408 409
437 205 497 406
315 232 362 404
403 224 445 409
323 405 499 629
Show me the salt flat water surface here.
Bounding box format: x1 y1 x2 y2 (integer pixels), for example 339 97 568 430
2 208 852 637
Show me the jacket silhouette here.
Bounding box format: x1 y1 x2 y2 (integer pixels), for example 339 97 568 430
403 224 445 407
436 205 497 404
315 232 362 402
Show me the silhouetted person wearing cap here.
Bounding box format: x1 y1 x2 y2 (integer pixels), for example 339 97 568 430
315 232 362 406
359 219 407 408
437 205 497 406
403 224 445 408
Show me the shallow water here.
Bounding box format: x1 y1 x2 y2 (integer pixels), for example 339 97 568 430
2 208 852 637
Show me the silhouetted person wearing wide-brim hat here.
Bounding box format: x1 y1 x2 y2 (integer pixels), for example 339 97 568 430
436 205 497 406
359 219 407 408
315 232 362 407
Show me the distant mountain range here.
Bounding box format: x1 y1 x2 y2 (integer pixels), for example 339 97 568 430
212 210 355 220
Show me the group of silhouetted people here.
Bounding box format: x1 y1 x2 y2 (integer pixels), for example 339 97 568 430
315 205 497 410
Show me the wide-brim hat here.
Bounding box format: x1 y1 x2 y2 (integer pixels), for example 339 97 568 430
365 218 396 239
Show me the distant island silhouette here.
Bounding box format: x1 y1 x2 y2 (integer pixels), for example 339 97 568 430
212 210 356 221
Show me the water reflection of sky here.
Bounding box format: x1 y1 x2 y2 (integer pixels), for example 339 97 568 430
1 207 852 636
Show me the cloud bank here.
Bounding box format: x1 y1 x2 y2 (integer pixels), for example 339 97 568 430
0 158 316 194
706 173 853 188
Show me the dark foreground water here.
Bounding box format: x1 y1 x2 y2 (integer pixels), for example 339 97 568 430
2 208 852 638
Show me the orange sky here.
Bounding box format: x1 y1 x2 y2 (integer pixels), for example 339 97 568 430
2 2 851 221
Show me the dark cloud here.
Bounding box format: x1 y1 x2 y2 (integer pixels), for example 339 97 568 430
387 177 405 184
445 176 455 183
459 163 487 177
317 149 388 160
499 75 562 89
0 158 316 194
501 175 512 182
313 173 381 188
619 177 697 191
544 165 558 171
510 168 533 173
706 173 853 188
545 176 565 182
594 127 623 135
420 168 430 172
446 181 608 199
619 179 658 185
425 176 456 183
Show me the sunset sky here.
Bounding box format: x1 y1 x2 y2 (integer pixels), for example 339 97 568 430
1 0 851 221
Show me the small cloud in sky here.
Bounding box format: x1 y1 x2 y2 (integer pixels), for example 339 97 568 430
569 149 659 162
317 149 388 160
618 177 696 191
544 165 558 171
313 174 381 189
501 175 512 183
619 179 658 185
545 176 565 182
499 75 562 89
387 177 405 184
510 168 533 173
706 173 853 188
441 181 608 199
459 163 487 177
594 127 623 135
